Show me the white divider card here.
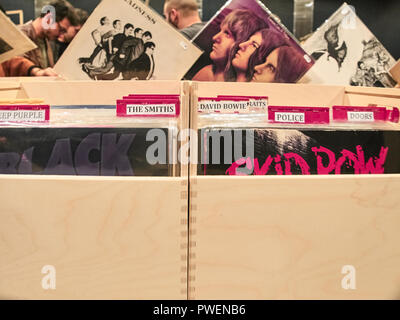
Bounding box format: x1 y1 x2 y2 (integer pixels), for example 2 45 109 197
268 106 330 124
332 106 400 123
0 105 50 123
217 95 268 111
198 96 268 114
117 98 180 117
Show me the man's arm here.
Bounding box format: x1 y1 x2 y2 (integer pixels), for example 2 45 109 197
91 30 102 46
1 56 57 77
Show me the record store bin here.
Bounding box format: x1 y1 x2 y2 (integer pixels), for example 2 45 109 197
1 80 400 300
0 80 190 299
188 81 400 300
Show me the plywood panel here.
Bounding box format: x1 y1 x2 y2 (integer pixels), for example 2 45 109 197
344 93 400 108
194 82 346 107
21 80 182 105
0 81 23 100
389 60 400 85
345 86 400 98
0 176 187 300
190 175 400 300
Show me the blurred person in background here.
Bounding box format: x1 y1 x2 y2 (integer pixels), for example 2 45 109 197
0 4 57 77
19 0 78 69
163 0 205 40
53 7 89 62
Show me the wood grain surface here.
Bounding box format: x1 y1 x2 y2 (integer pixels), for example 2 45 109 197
190 175 400 300
0 176 186 300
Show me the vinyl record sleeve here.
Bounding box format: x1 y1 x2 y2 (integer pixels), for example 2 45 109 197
198 128 400 175
0 11 37 64
300 3 397 88
54 0 202 81
185 0 314 83
0 127 171 176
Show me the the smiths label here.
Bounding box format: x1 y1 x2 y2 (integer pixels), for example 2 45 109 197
347 111 374 122
274 112 305 123
0 110 46 122
126 104 177 116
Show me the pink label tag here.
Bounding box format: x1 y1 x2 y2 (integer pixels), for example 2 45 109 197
117 99 180 117
0 105 50 122
333 106 400 123
124 94 180 100
268 106 330 124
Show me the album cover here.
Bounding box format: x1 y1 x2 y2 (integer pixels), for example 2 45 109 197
55 0 202 80
198 128 400 175
0 11 37 64
0 127 171 176
184 0 314 83
301 3 397 88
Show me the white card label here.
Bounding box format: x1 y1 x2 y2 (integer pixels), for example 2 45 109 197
0 110 46 122
274 112 305 123
198 100 249 113
126 104 177 116
347 111 374 122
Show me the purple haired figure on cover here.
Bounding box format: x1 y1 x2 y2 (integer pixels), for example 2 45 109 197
192 9 267 82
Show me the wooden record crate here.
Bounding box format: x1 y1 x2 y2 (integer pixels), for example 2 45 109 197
0 80 190 299
188 82 400 300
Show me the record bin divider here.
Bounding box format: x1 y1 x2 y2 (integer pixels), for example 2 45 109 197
188 81 400 299
389 59 400 85
0 80 23 100
0 80 190 300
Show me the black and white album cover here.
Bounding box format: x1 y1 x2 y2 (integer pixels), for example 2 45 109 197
0 11 36 64
55 0 202 80
300 3 397 88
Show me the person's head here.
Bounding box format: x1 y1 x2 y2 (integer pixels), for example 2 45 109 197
232 28 287 81
134 28 143 38
368 67 375 75
113 19 122 31
58 7 88 43
40 0 79 41
163 0 201 29
324 24 339 48
252 46 309 83
357 61 365 70
124 23 134 36
143 31 152 42
145 41 155 54
100 16 110 26
231 31 263 74
210 9 267 72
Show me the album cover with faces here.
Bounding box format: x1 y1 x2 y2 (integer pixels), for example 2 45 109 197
300 3 397 88
198 128 400 176
184 0 314 83
55 0 202 80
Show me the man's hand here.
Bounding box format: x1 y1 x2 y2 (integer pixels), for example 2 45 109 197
30 67 58 77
